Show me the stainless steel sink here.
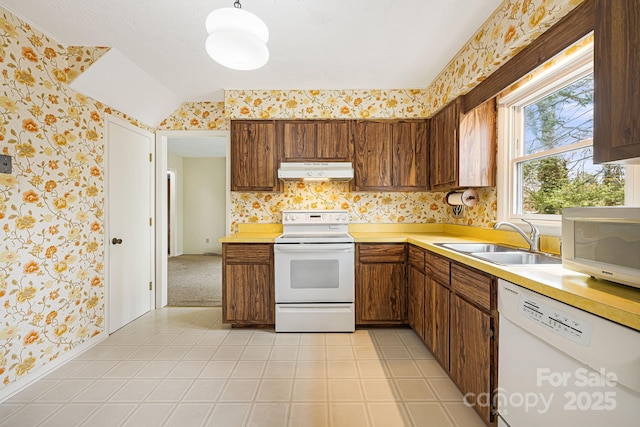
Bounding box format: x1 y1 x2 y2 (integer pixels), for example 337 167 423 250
434 242 562 265
469 251 562 265
436 243 517 253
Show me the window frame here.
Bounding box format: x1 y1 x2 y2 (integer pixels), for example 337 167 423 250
497 42 637 236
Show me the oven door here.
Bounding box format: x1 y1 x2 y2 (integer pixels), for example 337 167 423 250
274 243 354 303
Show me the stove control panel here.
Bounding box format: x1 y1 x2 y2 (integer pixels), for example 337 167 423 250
282 210 349 225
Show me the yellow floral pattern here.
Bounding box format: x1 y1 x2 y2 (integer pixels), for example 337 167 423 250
0 7 145 391
221 0 582 232
224 89 430 120
65 46 110 83
0 0 585 392
223 1 583 120
159 101 228 131
425 0 585 113
230 182 497 232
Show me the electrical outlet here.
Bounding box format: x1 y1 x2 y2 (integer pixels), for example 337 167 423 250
0 155 11 174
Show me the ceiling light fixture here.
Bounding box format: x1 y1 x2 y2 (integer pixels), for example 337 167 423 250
205 0 269 71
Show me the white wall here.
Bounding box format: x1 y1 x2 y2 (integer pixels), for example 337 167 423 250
167 152 184 256
183 157 226 254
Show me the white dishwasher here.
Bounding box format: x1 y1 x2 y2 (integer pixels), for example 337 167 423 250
497 279 640 426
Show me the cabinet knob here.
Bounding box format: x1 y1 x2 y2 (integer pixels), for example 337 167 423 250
112 238 123 245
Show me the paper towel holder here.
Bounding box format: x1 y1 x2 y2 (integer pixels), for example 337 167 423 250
445 188 479 207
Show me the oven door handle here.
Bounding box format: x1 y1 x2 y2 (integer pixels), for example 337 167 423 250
275 243 354 253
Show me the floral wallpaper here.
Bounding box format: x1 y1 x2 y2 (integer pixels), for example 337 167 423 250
65 46 110 84
0 7 148 392
219 0 583 232
224 89 430 120
0 0 584 394
425 0 585 112
230 182 497 233
158 101 227 131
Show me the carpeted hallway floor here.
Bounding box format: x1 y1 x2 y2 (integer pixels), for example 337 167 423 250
167 254 222 307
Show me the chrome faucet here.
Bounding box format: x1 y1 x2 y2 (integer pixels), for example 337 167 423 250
493 219 540 252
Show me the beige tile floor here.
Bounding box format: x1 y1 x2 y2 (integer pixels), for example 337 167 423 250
0 307 486 427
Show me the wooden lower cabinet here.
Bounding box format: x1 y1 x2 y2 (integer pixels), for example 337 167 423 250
222 243 274 325
449 263 497 426
356 243 406 325
450 294 494 425
425 277 450 370
407 245 426 340
407 265 425 341
409 247 496 426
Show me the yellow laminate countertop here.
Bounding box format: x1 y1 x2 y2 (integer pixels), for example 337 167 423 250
220 225 640 331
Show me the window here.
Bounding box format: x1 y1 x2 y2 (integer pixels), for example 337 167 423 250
497 38 637 233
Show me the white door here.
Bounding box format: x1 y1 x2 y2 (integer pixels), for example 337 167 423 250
107 117 154 333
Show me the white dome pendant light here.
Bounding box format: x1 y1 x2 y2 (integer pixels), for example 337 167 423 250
205 0 269 71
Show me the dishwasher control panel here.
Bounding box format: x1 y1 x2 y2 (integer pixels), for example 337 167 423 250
519 295 593 346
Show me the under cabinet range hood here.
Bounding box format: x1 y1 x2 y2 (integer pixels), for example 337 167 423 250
278 162 354 181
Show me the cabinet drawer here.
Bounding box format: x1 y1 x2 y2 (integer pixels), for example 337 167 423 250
358 244 405 263
451 263 492 312
426 252 450 285
408 245 426 271
224 244 272 264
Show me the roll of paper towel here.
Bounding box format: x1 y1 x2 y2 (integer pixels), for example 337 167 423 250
446 189 479 207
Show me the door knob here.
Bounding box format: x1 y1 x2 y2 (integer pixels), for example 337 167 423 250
112 238 123 245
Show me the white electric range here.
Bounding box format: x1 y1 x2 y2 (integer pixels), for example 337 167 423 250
274 210 355 332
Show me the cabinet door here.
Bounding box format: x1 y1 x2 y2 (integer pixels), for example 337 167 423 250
429 101 460 190
393 120 428 189
354 121 393 190
425 277 450 370
356 244 406 325
594 0 640 163
316 120 351 160
280 121 317 161
224 263 273 323
450 294 493 425
223 244 274 325
230 121 279 191
408 265 425 341
357 263 406 323
458 99 496 187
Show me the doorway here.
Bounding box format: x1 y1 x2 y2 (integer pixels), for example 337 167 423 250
154 130 230 308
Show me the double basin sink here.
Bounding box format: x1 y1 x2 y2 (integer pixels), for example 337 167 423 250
435 243 562 266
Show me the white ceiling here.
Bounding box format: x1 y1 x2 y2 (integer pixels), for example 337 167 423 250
1 0 504 112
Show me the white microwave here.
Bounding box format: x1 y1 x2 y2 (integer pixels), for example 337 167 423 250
562 207 640 289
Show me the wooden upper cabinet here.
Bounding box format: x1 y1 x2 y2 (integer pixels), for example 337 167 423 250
594 0 640 163
430 101 459 190
430 98 496 191
279 120 351 162
394 120 429 188
316 120 351 160
354 121 393 189
230 120 280 192
280 121 316 160
354 119 429 191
